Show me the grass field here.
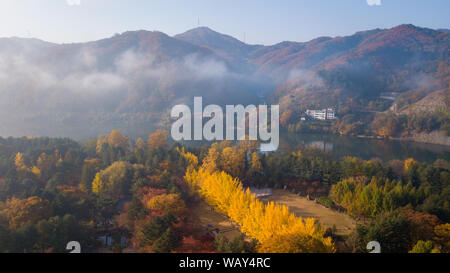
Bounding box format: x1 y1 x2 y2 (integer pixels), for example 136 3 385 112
262 189 356 236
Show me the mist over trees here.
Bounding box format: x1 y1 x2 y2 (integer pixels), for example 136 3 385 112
0 25 448 140
0 31 266 139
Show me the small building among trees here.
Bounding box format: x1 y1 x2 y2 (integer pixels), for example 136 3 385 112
305 108 336 121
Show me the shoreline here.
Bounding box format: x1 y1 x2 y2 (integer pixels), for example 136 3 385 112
354 132 450 147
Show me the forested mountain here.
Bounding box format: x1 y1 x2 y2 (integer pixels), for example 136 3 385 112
260 25 449 112
0 24 448 140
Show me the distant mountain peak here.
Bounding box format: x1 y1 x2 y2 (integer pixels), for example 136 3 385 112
111 29 170 40
388 24 446 35
396 23 418 29
175 26 247 45
187 26 217 33
175 26 263 62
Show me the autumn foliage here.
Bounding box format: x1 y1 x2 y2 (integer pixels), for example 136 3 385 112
0 196 52 230
146 193 187 216
147 130 168 150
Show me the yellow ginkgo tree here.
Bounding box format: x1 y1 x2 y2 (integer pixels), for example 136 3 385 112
182 148 335 253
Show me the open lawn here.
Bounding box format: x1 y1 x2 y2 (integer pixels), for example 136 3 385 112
263 190 356 236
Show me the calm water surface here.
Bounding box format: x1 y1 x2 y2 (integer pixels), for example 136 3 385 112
172 132 450 163
279 132 450 163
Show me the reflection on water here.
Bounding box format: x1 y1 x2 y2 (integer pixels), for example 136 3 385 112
303 141 334 152
171 132 450 163
280 132 450 163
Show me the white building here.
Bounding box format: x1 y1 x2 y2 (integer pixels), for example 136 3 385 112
305 108 336 121
306 109 326 120
326 108 336 120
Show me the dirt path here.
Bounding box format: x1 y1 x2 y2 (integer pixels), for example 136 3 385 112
262 190 356 236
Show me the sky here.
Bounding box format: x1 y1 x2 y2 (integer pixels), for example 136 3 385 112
0 0 448 45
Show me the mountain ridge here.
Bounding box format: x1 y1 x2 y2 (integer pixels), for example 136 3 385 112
0 24 448 140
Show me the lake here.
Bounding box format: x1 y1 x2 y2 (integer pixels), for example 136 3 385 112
279 132 450 163
172 132 450 163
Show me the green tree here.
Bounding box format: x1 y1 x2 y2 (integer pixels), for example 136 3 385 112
141 212 176 247
80 159 99 192
355 213 412 253
92 161 144 199
154 227 179 253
